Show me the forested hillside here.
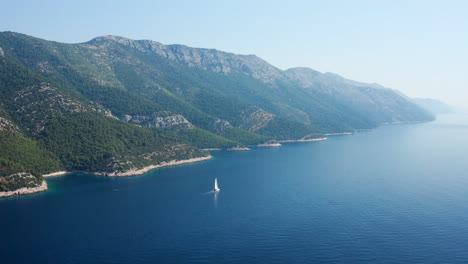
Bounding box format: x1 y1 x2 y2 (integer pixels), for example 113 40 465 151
0 32 434 193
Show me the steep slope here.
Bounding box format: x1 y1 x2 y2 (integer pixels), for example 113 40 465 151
0 130 60 192
0 32 436 194
0 103 60 192
0 32 433 136
84 36 321 138
90 37 354 132
285 68 434 125
0 32 277 143
0 53 207 192
83 35 433 132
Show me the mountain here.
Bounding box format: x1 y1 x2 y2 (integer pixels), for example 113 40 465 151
285 68 434 125
412 98 453 115
0 32 434 194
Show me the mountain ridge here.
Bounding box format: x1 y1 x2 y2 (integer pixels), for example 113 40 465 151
0 31 434 195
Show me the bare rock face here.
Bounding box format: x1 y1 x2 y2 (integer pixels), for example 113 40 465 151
88 36 285 85
0 46 4 58
239 108 275 132
155 44 284 85
0 116 19 131
120 111 193 129
0 104 19 131
121 114 133 122
152 115 193 129
209 118 233 133
36 61 52 73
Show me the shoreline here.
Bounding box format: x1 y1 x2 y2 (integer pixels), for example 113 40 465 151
43 171 69 177
45 155 213 178
278 137 328 143
227 147 251 151
106 155 213 177
3 119 433 198
256 143 282 147
1 155 213 198
381 120 428 125
324 132 354 136
0 180 48 198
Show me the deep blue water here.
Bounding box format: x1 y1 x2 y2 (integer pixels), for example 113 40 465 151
2 114 468 263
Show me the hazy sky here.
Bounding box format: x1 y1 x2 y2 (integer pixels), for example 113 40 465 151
2 0 467 107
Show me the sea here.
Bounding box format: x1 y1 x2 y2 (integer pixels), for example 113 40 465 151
2 114 468 263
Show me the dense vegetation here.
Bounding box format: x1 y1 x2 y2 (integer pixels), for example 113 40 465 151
159 127 237 149
0 131 61 191
37 112 207 171
0 31 434 192
257 117 321 140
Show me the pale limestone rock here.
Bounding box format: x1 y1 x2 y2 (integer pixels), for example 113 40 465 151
120 113 193 129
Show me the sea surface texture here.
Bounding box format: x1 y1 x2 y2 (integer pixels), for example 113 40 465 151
2 114 468 263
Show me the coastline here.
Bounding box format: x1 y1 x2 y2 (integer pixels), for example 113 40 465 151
203 144 281 150
324 132 354 136
3 119 432 198
45 155 213 178
1 155 213 198
227 147 251 151
256 143 282 147
381 120 427 125
43 171 69 177
278 137 328 143
0 180 48 198
106 155 213 177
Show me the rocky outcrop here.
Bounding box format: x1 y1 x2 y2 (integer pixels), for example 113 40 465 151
209 118 233 133
239 108 275 132
0 46 4 58
36 61 52 73
0 180 47 198
0 172 45 195
0 116 19 131
89 35 285 85
120 112 193 129
152 115 193 129
228 146 251 151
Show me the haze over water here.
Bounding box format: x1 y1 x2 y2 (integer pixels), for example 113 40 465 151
2 114 468 263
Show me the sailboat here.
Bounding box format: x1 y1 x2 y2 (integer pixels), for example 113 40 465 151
213 178 220 193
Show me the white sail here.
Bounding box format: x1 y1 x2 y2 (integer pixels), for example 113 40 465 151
214 178 220 192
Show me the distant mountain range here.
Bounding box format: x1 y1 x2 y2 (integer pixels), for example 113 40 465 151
412 98 453 115
0 32 434 193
